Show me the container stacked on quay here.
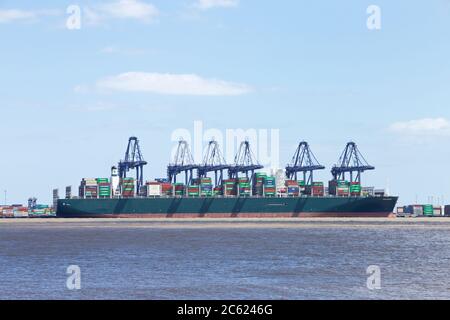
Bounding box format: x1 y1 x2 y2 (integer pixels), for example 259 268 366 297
396 204 449 217
0 204 55 218
0 205 28 218
57 138 399 218
28 205 55 217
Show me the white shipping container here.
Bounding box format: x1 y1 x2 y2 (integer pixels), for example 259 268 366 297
433 207 442 216
362 187 375 196
148 184 162 196
274 169 286 190
2 209 14 217
13 211 29 218
82 178 98 186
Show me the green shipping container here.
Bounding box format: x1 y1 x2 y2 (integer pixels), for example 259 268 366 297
423 205 433 216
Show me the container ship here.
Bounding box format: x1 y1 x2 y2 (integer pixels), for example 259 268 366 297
57 138 398 218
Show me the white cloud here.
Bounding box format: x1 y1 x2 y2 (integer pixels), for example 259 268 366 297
0 9 60 23
389 118 450 136
95 72 252 96
101 0 158 20
195 0 239 10
0 9 35 23
85 0 159 24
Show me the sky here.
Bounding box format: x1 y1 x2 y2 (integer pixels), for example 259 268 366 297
1 0 450 206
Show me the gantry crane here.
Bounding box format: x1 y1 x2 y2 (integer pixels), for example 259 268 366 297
331 141 374 184
285 141 325 185
118 137 148 190
197 140 231 186
167 139 199 185
228 140 263 184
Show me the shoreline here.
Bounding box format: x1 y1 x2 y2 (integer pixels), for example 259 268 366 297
1 217 450 229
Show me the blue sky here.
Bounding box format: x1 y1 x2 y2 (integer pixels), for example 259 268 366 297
1 0 450 205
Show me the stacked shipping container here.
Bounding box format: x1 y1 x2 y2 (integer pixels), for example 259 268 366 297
423 204 433 217
79 178 98 199
72 171 382 202
1 206 15 218
362 187 375 197
200 177 213 197
223 179 237 196
29 204 55 217
285 180 300 197
0 205 55 218
97 178 111 198
444 206 450 216
433 206 443 216
402 205 443 217
329 180 349 197
161 183 173 196
350 182 362 196
213 186 223 196
305 182 324 197
264 177 276 197
238 177 251 196
141 181 163 197
122 177 135 198
187 184 200 197
173 183 185 196
252 173 266 196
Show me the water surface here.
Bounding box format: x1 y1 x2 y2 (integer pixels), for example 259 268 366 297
1 219 449 300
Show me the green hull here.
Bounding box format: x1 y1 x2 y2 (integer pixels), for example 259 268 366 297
57 196 398 218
